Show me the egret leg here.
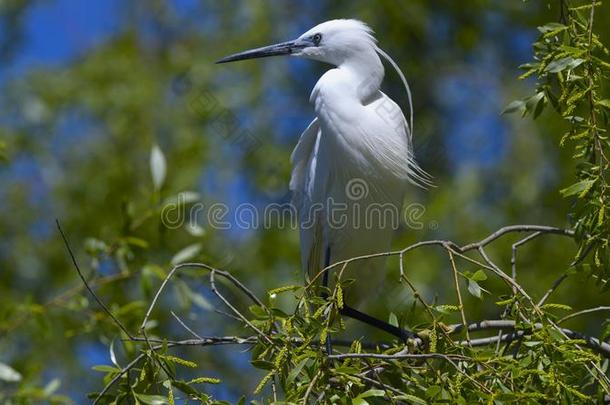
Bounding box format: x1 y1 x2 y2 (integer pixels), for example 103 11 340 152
339 304 417 342
322 246 333 355
322 247 416 345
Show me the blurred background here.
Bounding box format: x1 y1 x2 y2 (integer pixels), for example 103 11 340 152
0 0 609 402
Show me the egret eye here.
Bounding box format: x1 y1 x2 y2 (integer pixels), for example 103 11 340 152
312 33 322 46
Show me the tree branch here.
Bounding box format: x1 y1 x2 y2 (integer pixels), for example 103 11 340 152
56 219 135 340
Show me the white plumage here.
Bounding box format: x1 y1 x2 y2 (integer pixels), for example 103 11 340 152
218 19 430 294
287 20 430 283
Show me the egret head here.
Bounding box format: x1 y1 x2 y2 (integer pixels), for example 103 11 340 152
216 19 377 66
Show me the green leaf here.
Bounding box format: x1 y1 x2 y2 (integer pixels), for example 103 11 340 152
495 297 515 306
541 303 572 311
150 144 167 191
525 92 544 111
502 100 526 115
109 339 120 368
84 238 108 255
92 365 121 373
395 394 427 404
189 290 214 311
124 236 149 249
134 393 169 405
185 222 206 237
524 92 545 118
0 362 22 382
287 358 309 385
545 57 585 73
162 191 201 206
353 389 385 405
171 380 202 398
537 22 567 34
560 179 595 197
468 280 482 299
0 141 6 162
426 385 442 399
43 378 61 396
388 312 399 327
170 243 202 265
601 321 610 341
597 99 610 109
359 389 385 398
249 305 268 318
470 269 488 281
251 359 274 370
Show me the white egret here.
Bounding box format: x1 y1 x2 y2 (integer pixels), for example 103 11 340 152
218 19 431 341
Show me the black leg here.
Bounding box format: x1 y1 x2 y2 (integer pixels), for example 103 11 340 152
340 304 417 342
322 246 333 355
321 247 416 346
322 246 331 295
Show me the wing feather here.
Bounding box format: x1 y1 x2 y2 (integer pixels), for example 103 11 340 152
289 118 329 282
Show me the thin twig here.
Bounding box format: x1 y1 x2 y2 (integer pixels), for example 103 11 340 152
307 225 574 289
74 223 610 402
214 308 244 323
140 262 265 331
93 352 146 404
209 270 273 344
458 225 574 252
353 371 406 398
537 274 568 307
446 320 610 358
170 311 203 340
511 232 542 290
56 220 135 340
476 246 537 312
126 335 385 350
328 352 470 361
303 370 321 404
331 350 492 394
447 247 470 345
93 337 256 404
558 306 610 324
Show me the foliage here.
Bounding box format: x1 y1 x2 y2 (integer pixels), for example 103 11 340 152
1 0 610 404
508 0 610 283
89 226 610 404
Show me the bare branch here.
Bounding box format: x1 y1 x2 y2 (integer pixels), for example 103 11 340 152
93 352 146 405
558 306 610 324
537 274 568 307
140 262 265 332
447 320 610 358
447 247 470 344
511 231 542 289
93 336 257 404
56 219 135 340
209 270 273 344
73 223 610 402
170 311 203 340
458 225 574 252
328 352 470 362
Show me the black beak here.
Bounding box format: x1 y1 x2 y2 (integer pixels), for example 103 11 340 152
216 40 299 64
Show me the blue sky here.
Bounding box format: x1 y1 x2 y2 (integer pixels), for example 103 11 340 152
6 0 120 75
